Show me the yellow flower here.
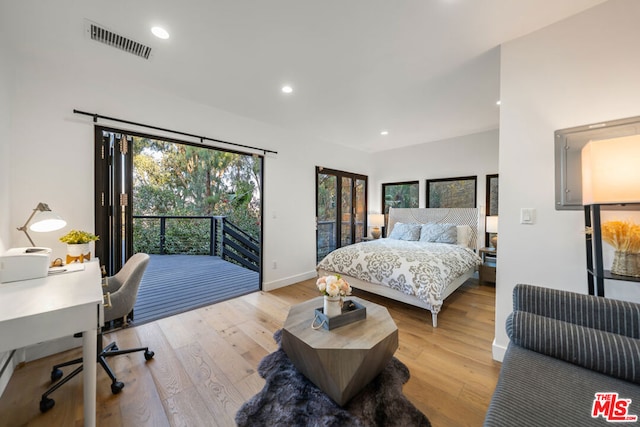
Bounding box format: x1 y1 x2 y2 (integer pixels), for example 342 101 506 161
601 220 640 253
59 230 99 244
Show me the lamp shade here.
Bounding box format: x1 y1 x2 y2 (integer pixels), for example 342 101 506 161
582 135 640 204
17 202 67 246
30 210 67 232
369 214 385 227
486 216 498 233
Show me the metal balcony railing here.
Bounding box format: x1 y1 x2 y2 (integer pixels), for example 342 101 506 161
133 215 260 272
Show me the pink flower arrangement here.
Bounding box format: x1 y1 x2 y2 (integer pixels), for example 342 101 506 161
316 275 352 298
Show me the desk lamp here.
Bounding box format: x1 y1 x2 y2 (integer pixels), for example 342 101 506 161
17 202 66 246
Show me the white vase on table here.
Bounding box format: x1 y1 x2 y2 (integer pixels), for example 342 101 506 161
66 243 91 263
323 295 342 317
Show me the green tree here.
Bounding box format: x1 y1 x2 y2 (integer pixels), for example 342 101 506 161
132 137 261 255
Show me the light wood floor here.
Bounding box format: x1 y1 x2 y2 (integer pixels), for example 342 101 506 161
0 278 500 427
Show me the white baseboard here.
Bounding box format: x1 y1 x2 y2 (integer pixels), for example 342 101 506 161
262 270 317 291
492 338 507 362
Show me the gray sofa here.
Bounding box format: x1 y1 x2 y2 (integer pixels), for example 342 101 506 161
484 284 640 426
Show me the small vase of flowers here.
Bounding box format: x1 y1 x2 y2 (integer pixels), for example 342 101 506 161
59 230 99 264
316 275 352 317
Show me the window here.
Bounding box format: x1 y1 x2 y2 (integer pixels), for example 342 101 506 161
485 174 498 246
381 181 419 215
426 176 477 208
486 174 499 216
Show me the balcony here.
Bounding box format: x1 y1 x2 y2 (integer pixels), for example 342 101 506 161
129 215 260 325
134 254 259 324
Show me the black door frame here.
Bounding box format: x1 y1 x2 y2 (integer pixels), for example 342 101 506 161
94 128 132 275
315 166 368 261
94 125 264 285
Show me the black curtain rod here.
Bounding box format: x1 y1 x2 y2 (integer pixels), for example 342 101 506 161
73 109 278 155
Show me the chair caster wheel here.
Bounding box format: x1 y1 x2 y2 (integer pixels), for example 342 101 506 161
40 397 55 413
111 381 125 394
51 368 63 382
144 350 155 361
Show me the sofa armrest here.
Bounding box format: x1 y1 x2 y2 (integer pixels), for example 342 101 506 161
513 284 640 338
507 310 640 384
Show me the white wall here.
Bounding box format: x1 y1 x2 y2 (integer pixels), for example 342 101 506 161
6 54 373 292
0 30 10 253
0 32 14 399
495 0 640 359
371 129 499 213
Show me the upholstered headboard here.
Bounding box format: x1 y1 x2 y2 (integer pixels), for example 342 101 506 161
387 207 480 250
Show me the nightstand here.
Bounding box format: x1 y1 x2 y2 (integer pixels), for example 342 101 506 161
479 247 497 284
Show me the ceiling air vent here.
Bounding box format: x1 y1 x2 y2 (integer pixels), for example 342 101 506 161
86 21 152 60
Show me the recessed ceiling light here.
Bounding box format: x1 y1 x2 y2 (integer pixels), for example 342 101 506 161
380 130 389 136
281 85 293 94
151 26 170 40
496 100 501 106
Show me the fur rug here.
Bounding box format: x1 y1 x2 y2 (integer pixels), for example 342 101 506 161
235 330 431 427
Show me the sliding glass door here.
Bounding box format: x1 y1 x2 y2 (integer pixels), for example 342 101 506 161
316 167 367 262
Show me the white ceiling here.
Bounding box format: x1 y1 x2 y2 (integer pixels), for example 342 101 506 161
1 0 606 152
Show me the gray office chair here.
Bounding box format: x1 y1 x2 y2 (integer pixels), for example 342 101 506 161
39 253 154 413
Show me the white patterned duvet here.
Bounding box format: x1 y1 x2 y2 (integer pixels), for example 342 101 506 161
316 238 482 313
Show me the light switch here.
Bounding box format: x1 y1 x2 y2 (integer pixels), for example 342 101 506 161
521 208 535 224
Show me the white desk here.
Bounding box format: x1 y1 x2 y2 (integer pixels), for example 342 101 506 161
0 261 103 427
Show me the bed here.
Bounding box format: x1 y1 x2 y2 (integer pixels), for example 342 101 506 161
316 207 482 327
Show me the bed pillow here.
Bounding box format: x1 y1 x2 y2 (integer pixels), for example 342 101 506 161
456 225 472 247
388 223 421 241
420 223 457 244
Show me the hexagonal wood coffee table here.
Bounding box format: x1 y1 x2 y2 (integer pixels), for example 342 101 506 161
281 296 398 406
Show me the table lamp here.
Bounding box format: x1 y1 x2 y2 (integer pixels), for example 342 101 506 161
17 202 67 246
369 214 385 239
486 216 498 250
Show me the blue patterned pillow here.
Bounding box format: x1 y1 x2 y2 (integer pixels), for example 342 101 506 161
420 223 457 244
388 223 421 241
